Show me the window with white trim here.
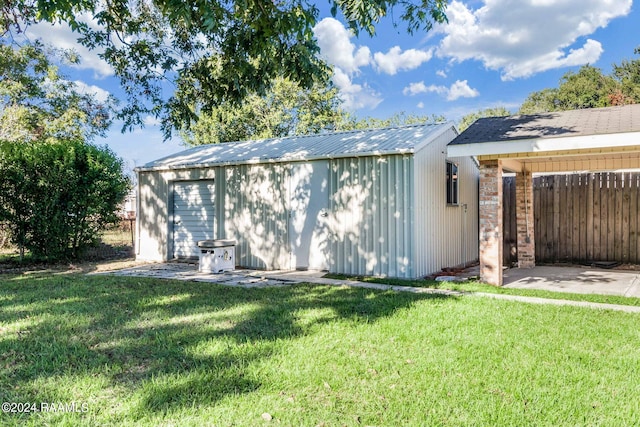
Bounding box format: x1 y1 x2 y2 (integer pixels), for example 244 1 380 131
446 161 459 205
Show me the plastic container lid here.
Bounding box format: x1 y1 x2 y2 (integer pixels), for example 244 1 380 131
197 239 236 248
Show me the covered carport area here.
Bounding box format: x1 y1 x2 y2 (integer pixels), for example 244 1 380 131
448 105 640 286
503 265 640 297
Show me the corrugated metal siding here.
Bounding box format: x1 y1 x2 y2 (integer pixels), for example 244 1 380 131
220 163 291 269
413 127 479 276
136 168 216 261
328 155 414 278
136 170 169 261
288 161 331 270
136 124 473 277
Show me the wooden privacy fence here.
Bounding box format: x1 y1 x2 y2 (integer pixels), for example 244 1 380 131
504 172 640 265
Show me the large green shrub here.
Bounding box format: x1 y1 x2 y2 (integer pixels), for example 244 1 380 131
0 139 130 260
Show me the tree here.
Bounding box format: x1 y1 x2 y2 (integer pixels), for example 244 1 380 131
519 65 619 114
183 77 349 145
555 65 619 110
343 111 447 130
457 107 511 132
612 46 640 104
0 43 128 261
518 88 559 115
0 139 130 261
0 43 116 143
1 0 449 139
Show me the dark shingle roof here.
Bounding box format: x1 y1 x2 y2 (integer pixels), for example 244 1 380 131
450 104 640 146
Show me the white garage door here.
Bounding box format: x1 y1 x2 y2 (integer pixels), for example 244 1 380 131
172 181 215 258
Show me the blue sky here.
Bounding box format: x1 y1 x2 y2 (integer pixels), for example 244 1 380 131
23 0 639 170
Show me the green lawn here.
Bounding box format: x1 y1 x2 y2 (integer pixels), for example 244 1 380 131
325 273 640 307
1 274 639 426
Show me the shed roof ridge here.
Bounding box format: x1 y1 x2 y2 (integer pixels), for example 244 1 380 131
138 122 453 171
195 121 446 147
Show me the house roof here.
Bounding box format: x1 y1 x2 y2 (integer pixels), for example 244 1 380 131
137 122 455 171
449 104 640 146
447 105 640 173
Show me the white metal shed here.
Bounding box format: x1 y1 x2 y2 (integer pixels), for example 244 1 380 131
135 123 479 278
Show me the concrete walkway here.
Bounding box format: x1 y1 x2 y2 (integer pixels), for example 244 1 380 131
97 263 640 313
503 265 640 297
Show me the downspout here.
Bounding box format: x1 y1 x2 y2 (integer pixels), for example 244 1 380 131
462 203 468 267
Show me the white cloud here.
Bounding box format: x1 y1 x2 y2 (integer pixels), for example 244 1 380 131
402 80 479 101
446 80 480 101
437 0 632 80
314 18 387 111
26 15 114 78
73 81 111 102
314 17 371 74
143 116 161 127
417 102 425 109
436 70 447 78
314 17 438 110
403 81 444 96
332 68 382 110
373 46 433 75
501 39 603 79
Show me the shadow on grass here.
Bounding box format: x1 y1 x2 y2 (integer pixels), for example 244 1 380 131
0 274 455 415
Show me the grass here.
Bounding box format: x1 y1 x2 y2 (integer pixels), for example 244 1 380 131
1 273 640 426
0 225 133 266
100 228 133 249
324 273 640 307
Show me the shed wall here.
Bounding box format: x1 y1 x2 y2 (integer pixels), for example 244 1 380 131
137 156 418 277
413 127 479 276
136 168 217 261
327 155 415 278
136 162 329 269
220 163 291 269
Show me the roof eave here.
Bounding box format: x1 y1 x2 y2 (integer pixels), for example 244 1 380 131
134 148 416 173
447 131 640 158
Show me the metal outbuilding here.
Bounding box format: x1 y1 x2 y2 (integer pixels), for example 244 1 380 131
135 123 479 278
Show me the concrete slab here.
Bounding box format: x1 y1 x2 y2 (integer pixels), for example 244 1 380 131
503 265 640 297
95 263 640 312
92 262 294 288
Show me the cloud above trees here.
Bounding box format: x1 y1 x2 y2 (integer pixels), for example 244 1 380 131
314 18 434 110
403 80 479 101
437 0 631 80
25 14 114 78
17 1 634 114
313 0 631 110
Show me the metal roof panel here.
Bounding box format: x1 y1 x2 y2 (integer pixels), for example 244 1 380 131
137 123 453 171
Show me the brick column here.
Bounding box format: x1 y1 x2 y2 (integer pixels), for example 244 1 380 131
479 160 503 286
515 170 535 268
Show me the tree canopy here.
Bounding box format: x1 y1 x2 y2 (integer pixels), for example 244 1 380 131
1 0 449 139
0 139 130 260
0 43 116 143
344 111 446 130
612 47 640 104
0 42 128 261
183 77 349 145
457 107 510 132
519 60 640 115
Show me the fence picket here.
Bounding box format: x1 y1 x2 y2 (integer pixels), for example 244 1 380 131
504 172 640 265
